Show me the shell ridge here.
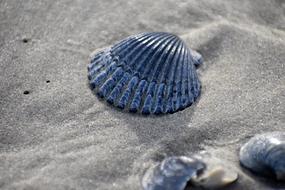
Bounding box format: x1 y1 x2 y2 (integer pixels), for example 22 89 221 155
173 47 185 111
148 38 179 113
137 82 151 113
192 59 201 98
111 33 152 54
141 82 157 114
111 34 151 60
135 35 176 78
116 76 139 109
184 49 193 107
123 33 170 72
97 67 125 98
159 40 182 84
180 48 188 108
88 61 103 80
147 37 179 83
129 80 148 112
164 43 184 113
128 34 172 69
88 59 109 81
124 76 142 111
90 50 104 62
88 52 107 80
186 52 198 99
160 41 183 113
91 63 118 91
88 56 102 73
106 72 131 104
112 32 149 50
181 45 193 109
89 61 117 89
152 38 180 83
114 33 156 59
116 33 164 57
170 45 186 112
175 48 186 110
135 35 175 114
140 36 177 81
122 33 163 65
88 51 104 71
88 50 113 81
117 33 164 61
152 83 166 114
188 48 201 98
139 36 178 113
186 54 195 103
151 39 181 113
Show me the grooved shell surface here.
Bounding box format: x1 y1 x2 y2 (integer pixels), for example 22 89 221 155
88 32 202 114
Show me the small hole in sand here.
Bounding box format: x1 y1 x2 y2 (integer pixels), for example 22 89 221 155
46 80 50 83
22 38 30 43
23 90 30 95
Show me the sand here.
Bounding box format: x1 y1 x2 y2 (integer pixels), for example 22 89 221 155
0 0 284 189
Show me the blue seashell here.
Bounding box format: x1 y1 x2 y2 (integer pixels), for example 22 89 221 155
142 156 205 190
239 132 285 181
142 155 238 190
88 32 202 114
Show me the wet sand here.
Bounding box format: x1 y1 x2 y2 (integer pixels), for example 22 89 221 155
0 0 285 189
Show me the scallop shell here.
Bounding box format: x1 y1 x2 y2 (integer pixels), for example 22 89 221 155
88 32 202 114
142 155 238 190
239 132 285 181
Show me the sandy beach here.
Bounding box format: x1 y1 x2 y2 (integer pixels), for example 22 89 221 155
0 0 285 189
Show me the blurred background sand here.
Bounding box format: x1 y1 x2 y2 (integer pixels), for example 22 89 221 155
0 0 284 189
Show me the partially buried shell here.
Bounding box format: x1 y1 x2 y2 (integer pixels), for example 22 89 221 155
88 32 202 114
142 156 238 190
142 156 205 190
239 132 285 181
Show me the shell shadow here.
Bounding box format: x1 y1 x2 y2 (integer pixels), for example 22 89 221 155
106 92 202 144
187 176 285 190
104 86 225 159
239 166 285 190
